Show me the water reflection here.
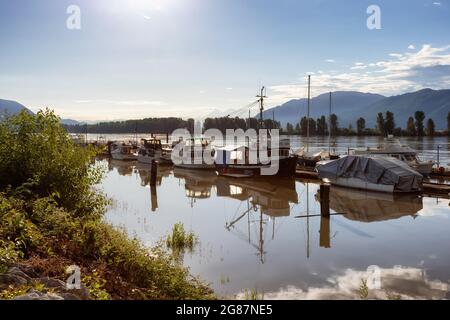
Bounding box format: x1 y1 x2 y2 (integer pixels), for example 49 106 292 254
239 266 450 300
329 187 423 222
101 158 450 298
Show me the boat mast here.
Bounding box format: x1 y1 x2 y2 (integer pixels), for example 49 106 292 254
256 86 267 130
328 91 332 155
306 75 311 152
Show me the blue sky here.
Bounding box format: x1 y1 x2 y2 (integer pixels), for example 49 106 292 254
0 0 449 120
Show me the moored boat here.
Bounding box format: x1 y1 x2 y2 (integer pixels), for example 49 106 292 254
110 141 138 161
172 138 216 170
137 138 172 164
349 136 435 175
215 138 298 178
316 155 423 193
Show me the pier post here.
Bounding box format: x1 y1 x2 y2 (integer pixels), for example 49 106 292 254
437 145 440 169
150 160 158 186
150 185 158 212
319 184 331 248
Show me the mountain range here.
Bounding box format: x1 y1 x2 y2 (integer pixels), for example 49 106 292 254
0 99 32 116
263 88 450 130
0 99 84 125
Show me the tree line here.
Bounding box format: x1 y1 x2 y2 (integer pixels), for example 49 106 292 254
64 117 195 134
64 112 450 137
284 111 450 137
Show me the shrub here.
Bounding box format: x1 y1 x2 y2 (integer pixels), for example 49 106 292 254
0 109 106 217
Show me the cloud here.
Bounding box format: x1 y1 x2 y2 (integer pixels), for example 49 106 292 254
236 266 450 300
225 87 233 90
433 2 441 6
268 44 450 105
325 59 336 63
408 45 416 50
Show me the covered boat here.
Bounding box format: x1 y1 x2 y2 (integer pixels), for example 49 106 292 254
316 155 423 193
349 137 435 175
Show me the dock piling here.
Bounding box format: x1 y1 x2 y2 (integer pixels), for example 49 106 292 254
150 160 158 186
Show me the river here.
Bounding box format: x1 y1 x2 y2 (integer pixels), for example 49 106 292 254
96 136 450 299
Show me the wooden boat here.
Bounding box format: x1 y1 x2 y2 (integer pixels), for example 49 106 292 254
110 141 137 161
137 138 172 164
172 138 216 170
215 138 298 178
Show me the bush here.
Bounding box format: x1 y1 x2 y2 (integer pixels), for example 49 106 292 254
0 110 213 299
0 109 106 217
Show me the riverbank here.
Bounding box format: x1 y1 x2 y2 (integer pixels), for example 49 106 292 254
0 110 214 300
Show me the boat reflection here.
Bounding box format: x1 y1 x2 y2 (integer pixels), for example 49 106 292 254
172 168 299 263
173 167 218 200
108 158 135 176
135 161 171 187
329 186 423 222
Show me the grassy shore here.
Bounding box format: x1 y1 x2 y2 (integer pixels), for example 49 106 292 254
0 110 214 300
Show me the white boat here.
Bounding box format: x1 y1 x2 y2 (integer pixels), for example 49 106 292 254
137 138 172 164
317 155 423 193
110 142 138 161
349 136 435 175
172 138 216 170
215 138 298 178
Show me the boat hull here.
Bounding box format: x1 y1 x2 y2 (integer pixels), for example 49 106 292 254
137 155 173 165
325 177 395 193
111 153 137 161
174 163 216 170
216 156 298 178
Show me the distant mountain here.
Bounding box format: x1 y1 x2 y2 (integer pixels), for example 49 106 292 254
264 89 450 129
359 89 450 129
61 118 84 125
263 91 385 127
0 99 33 116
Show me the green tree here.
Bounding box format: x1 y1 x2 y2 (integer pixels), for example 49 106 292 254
356 117 366 136
0 109 105 217
426 118 435 137
316 116 328 136
406 117 416 136
330 114 339 136
286 122 294 134
414 111 425 137
295 123 300 134
376 112 385 136
385 111 395 135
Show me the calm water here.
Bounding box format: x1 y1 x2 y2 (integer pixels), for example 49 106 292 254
98 136 450 299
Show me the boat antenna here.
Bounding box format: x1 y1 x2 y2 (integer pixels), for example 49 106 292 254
306 75 311 152
256 86 267 130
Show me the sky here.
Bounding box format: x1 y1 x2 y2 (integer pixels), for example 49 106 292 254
0 0 449 121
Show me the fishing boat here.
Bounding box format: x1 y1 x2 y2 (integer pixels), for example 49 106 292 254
172 137 215 170
349 136 435 175
215 138 298 178
214 87 297 178
137 138 172 164
316 155 423 193
110 141 138 161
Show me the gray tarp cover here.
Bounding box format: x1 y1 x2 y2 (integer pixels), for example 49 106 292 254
317 156 423 192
